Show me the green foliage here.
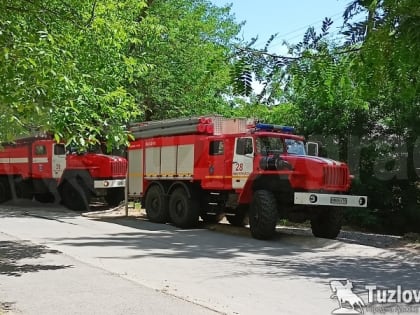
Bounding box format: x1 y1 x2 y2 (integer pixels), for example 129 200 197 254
128 0 241 121
287 51 369 136
0 0 242 149
343 207 383 233
342 0 420 137
342 0 420 231
231 58 253 97
0 0 149 149
227 102 301 128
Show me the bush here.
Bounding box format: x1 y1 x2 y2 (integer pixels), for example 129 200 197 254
349 178 420 235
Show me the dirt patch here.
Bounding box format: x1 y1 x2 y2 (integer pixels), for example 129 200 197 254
0 301 17 314
393 233 420 254
82 203 144 219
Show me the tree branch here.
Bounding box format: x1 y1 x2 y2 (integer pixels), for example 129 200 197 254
85 0 97 27
236 46 362 61
128 0 156 54
137 0 155 23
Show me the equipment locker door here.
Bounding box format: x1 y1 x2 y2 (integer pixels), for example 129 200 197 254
232 137 254 189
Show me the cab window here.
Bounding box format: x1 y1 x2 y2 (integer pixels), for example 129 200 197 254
35 145 46 155
54 144 66 155
256 137 284 155
209 140 224 155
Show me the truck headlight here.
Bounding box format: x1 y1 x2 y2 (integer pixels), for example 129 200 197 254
309 194 318 203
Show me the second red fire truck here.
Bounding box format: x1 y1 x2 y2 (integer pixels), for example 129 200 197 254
127 116 367 240
0 133 127 211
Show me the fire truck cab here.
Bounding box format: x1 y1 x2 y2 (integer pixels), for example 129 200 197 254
127 116 367 240
0 134 127 210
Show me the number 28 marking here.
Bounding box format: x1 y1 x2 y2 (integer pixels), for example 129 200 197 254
235 163 243 171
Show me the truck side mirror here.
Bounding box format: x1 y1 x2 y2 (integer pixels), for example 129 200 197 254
306 142 319 156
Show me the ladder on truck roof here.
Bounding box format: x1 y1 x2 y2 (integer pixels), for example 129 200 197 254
129 116 249 139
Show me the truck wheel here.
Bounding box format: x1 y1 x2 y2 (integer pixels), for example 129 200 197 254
61 180 90 211
226 205 249 227
0 178 11 203
310 207 343 239
145 185 168 223
169 187 199 228
105 188 125 207
249 190 278 240
201 213 225 224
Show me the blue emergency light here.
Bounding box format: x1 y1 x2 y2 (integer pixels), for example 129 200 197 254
255 123 295 133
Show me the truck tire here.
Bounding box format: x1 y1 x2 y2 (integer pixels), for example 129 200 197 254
249 190 278 240
169 187 199 228
310 207 343 239
145 185 168 223
226 205 249 227
0 178 11 203
61 180 90 211
201 213 225 224
105 187 125 207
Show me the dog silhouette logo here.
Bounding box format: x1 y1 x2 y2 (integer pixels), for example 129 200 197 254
330 279 366 314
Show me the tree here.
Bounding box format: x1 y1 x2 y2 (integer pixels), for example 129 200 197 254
284 31 371 161
342 0 420 231
342 0 420 160
232 19 371 160
1 0 242 148
0 0 152 149
127 0 241 121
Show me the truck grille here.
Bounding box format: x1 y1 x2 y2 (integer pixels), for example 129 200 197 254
323 166 348 187
111 160 128 177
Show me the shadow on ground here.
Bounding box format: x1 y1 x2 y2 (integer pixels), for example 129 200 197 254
1 204 419 290
0 239 72 277
45 215 420 290
0 198 110 221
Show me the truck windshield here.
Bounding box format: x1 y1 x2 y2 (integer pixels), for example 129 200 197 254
256 137 284 155
285 139 306 155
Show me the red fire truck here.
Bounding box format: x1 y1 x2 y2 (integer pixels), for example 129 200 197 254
127 116 367 240
0 133 127 211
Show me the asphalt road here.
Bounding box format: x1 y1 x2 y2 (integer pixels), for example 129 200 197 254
0 201 419 315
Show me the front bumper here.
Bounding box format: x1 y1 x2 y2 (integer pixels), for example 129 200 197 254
294 192 367 207
94 179 126 189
